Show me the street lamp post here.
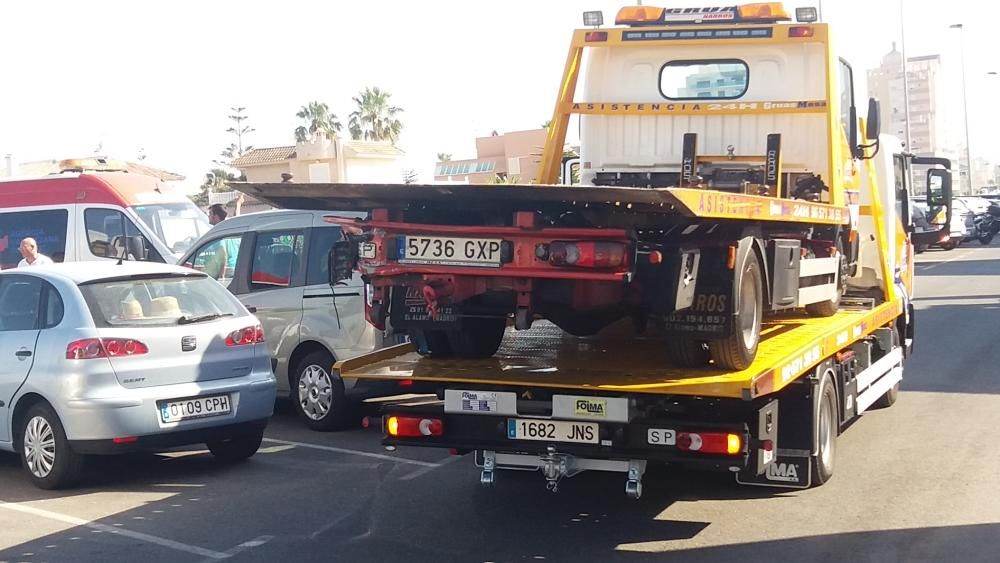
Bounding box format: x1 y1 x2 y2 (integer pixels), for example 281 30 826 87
951 23 973 195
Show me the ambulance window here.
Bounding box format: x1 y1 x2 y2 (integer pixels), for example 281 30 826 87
0 209 68 270
84 208 164 262
660 60 748 100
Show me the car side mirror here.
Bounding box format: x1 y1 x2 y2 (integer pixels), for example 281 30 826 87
328 239 358 285
865 97 881 141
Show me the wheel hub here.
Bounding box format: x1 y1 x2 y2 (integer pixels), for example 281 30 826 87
23 416 56 479
298 365 334 421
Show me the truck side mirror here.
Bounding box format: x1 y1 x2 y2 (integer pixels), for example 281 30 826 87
865 97 881 141
328 239 358 285
127 236 148 261
926 169 952 227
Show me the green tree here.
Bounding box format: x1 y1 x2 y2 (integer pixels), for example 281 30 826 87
437 152 452 162
401 169 419 184
348 87 404 143
294 101 342 142
221 107 255 160
190 168 240 208
541 120 552 129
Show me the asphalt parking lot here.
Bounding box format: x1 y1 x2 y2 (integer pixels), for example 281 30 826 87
3 246 1000 563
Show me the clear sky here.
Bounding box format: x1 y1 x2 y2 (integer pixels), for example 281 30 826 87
1 0 996 193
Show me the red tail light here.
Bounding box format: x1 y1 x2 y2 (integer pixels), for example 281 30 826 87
676 431 743 455
386 416 444 437
549 241 627 268
585 31 608 42
66 338 148 360
226 325 265 346
788 26 815 38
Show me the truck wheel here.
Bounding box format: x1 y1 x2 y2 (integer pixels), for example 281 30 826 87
18 403 86 490
939 239 959 251
446 316 507 359
710 251 762 370
873 383 900 408
811 373 838 486
292 350 351 431
666 337 710 368
409 329 454 358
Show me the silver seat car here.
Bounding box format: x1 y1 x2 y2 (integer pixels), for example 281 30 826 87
0 261 276 489
179 210 404 431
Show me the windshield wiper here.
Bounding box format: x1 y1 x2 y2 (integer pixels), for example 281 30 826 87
177 313 233 325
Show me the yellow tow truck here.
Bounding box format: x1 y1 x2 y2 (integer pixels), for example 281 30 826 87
236 3 953 497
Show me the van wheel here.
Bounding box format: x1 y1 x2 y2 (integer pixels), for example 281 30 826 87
811 372 838 486
18 403 86 490
666 337 710 368
710 251 762 370
208 429 264 463
292 350 351 431
446 317 507 359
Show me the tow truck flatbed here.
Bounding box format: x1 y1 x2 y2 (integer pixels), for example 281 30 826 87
337 300 900 401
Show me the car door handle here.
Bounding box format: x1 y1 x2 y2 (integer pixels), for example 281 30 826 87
247 306 257 313
15 349 32 359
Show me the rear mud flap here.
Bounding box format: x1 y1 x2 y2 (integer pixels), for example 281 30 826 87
736 454 812 489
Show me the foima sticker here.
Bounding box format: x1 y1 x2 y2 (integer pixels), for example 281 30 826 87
574 398 607 418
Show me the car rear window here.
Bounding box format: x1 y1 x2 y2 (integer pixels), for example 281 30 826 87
80 274 244 327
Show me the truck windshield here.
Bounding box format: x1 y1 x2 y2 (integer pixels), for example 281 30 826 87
131 202 211 256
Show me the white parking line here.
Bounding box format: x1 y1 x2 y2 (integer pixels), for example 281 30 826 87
261 438 439 468
0 500 229 560
398 454 463 481
916 250 973 271
196 535 273 563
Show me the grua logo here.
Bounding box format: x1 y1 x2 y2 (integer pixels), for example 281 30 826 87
575 399 607 417
766 462 802 483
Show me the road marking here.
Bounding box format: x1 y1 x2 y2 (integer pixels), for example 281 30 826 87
197 535 273 563
398 454 463 481
262 438 439 468
916 250 973 271
0 500 229 560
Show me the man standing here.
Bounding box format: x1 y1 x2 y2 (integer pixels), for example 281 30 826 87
17 237 54 268
206 204 240 283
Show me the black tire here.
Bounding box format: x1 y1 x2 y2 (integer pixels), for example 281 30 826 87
446 316 507 359
291 350 352 431
18 402 86 490
873 382 900 409
208 429 264 463
710 251 762 370
811 372 838 486
409 329 454 357
666 337 710 368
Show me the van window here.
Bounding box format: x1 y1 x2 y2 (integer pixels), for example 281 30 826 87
187 236 243 288
0 210 68 270
250 232 304 290
306 227 344 285
84 208 164 262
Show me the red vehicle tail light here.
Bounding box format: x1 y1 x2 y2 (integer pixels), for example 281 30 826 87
585 31 608 42
66 338 149 359
676 432 743 455
226 325 265 346
386 416 444 437
788 26 815 38
549 241 627 268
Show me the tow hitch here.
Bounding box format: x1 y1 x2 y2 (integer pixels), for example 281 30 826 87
478 449 648 499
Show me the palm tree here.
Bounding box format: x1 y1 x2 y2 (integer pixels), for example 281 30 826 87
348 87 404 144
437 153 452 162
191 168 240 207
294 101 342 142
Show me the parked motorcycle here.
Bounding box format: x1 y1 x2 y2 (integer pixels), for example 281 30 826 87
975 202 1000 245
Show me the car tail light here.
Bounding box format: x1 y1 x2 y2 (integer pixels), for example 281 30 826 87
386 416 444 437
584 31 608 42
226 325 265 346
676 431 743 455
548 241 627 268
66 338 148 360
